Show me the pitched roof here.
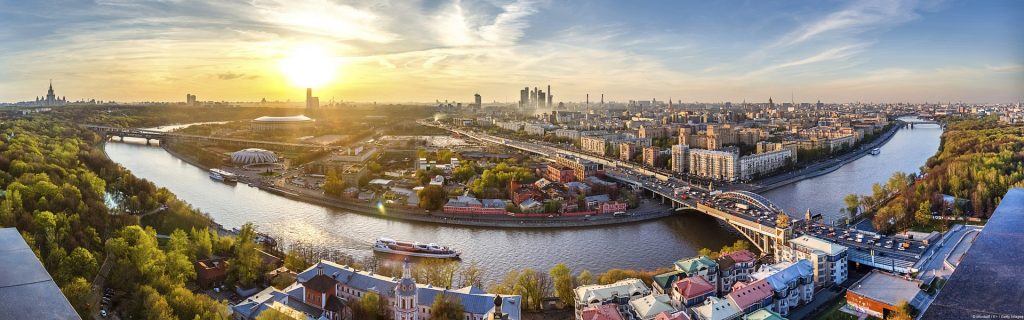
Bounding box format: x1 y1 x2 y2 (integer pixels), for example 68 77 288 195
305 274 338 293
673 277 715 299
580 304 625 320
655 311 691 320
693 297 742 320
749 260 813 293
652 270 686 290
722 250 757 264
674 256 718 274
629 294 677 319
575 278 650 304
742 308 787 320
727 279 774 310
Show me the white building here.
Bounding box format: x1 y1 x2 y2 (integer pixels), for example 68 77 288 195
738 149 792 181
688 149 739 182
671 144 689 174
692 296 742 320
574 278 651 320
778 235 848 287
628 294 677 320
748 260 814 317
554 129 582 140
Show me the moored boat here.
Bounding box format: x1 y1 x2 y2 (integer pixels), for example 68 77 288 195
209 168 238 182
373 237 460 259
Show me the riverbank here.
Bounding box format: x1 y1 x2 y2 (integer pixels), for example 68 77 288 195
157 140 680 228
750 121 904 193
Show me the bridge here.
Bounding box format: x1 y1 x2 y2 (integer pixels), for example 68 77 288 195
83 125 330 151
431 122 797 256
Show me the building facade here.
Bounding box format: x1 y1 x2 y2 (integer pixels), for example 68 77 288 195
738 149 792 181
671 145 689 174
688 149 739 182
778 235 848 288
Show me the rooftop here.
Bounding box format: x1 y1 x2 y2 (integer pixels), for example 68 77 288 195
727 279 774 310
628 294 676 319
580 304 625 320
922 188 1024 319
847 270 924 308
789 235 847 256
674 256 717 274
693 296 742 320
575 278 650 304
0 228 80 320
742 308 787 320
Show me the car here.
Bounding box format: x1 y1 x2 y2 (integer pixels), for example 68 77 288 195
897 246 905 251
101 310 108 318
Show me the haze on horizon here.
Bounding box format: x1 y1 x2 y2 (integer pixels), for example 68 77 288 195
0 0 1021 104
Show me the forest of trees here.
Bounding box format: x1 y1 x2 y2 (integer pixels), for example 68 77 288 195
0 110 246 318
852 117 1024 234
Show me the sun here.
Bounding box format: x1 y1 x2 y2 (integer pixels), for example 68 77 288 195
278 44 339 88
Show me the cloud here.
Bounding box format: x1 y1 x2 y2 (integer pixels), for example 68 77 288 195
741 44 867 78
216 72 258 80
779 0 921 47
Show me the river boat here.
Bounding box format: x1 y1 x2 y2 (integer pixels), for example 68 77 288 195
373 237 460 259
209 168 238 182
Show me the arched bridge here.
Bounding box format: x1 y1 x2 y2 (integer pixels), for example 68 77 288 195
715 191 783 213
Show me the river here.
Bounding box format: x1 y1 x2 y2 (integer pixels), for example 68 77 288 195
103 116 940 283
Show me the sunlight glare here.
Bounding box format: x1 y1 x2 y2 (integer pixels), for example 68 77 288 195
278 44 339 88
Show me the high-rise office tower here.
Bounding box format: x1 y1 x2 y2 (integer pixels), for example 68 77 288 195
520 87 529 108
305 87 319 114
547 85 552 107
474 93 482 107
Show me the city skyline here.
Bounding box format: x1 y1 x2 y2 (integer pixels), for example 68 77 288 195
1 0 1022 104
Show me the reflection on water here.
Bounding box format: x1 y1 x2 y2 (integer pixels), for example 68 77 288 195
104 116 940 282
763 117 942 224
106 140 739 283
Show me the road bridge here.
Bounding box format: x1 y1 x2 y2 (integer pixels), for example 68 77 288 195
83 125 330 151
433 121 798 256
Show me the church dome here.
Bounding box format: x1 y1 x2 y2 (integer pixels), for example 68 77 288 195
230 148 278 164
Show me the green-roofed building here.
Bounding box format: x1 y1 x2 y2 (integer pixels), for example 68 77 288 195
651 270 686 294
742 307 787 320
674 256 719 285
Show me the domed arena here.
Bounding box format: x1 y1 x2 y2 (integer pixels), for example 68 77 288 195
230 148 278 165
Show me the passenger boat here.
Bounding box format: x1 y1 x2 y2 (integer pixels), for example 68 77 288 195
373 238 460 259
209 168 238 182
870 148 881 155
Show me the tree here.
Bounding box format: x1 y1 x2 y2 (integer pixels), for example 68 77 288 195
890 299 914 320
413 259 459 288
550 263 575 306
430 292 466 320
228 223 263 288
62 277 92 317
452 165 477 183
436 149 454 163
417 185 447 211
191 227 213 259
167 229 192 258
844 193 860 217
576 270 594 286
915 200 933 227
254 308 302 320
514 268 545 310
698 248 714 258
165 251 197 284
166 286 230 320
284 250 311 272
62 247 99 282
322 169 346 197
351 291 388 320
136 285 175 320
458 262 484 288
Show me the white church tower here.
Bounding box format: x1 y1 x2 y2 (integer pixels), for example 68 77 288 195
393 258 419 320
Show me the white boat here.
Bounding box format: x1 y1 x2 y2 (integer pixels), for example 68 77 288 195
373 238 460 259
870 148 881 155
209 168 238 182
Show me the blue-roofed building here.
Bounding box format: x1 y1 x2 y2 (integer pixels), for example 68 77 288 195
747 260 813 317
285 259 521 320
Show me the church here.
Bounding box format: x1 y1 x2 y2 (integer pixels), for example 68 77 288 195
35 80 67 106
232 258 522 320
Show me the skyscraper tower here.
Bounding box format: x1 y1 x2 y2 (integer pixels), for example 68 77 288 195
547 85 552 107
474 93 482 107
305 88 319 115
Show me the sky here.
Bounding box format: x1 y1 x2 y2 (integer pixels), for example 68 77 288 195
0 0 1021 104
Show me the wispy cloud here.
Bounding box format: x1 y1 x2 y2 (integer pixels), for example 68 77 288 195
742 44 867 78
778 0 921 47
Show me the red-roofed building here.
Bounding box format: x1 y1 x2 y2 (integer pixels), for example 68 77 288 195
718 250 757 294
726 279 775 314
670 276 715 309
654 311 691 320
580 303 625 320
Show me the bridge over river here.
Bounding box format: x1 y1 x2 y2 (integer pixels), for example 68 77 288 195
82 124 331 151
